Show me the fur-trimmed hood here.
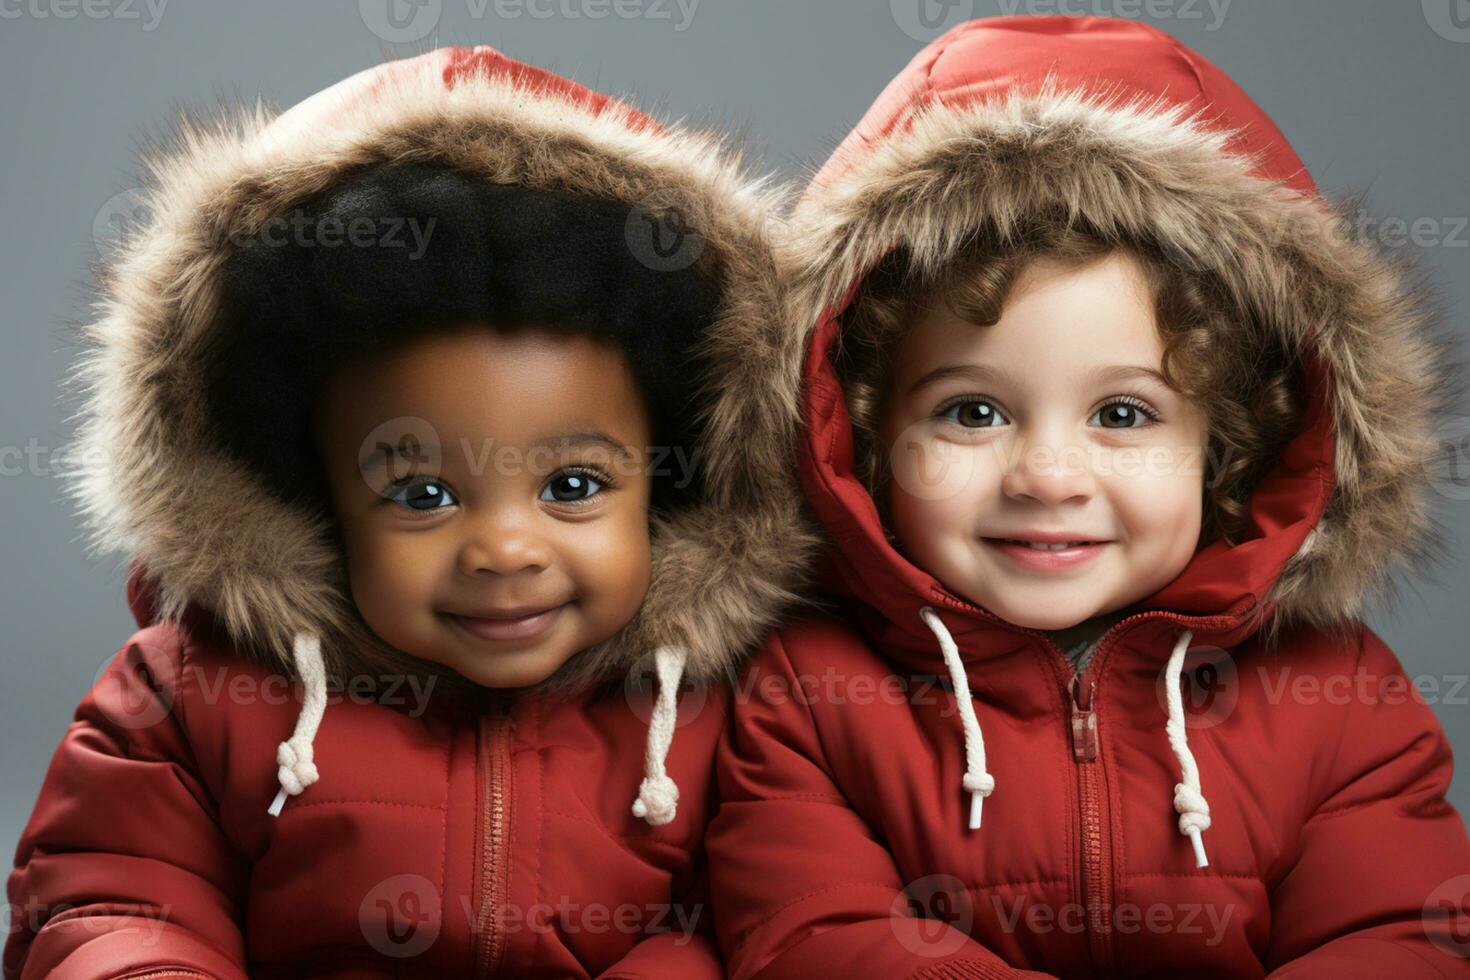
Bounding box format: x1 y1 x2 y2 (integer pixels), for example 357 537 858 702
59 46 817 822
782 15 1458 663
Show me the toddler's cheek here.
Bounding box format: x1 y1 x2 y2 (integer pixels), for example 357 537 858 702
569 511 653 644
1106 464 1204 590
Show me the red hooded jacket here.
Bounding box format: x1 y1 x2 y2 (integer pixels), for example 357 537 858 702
6 46 813 979
707 16 1470 979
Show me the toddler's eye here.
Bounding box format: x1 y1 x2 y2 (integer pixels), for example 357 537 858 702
388 478 457 511
940 399 1007 428
1090 399 1158 429
540 469 606 504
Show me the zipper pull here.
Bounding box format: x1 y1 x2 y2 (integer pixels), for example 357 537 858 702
1070 673 1098 763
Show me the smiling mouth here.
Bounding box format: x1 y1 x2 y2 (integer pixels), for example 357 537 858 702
444 603 569 642
980 537 1111 571
988 538 1103 551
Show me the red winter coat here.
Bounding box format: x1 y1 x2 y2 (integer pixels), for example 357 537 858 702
6 46 812 980
708 16 1470 979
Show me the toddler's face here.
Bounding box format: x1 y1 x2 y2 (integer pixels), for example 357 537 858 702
878 252 1209 632
314 323 653 688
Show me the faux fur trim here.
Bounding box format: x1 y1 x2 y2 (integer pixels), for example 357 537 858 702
60 49 820 692
784 80 1458 631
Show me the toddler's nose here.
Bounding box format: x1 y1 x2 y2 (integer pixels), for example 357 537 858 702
1000 435 1097 506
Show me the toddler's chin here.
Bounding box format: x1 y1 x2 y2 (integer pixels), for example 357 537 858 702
955 584 1108 634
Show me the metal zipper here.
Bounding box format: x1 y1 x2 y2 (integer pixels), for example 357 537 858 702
472 705 513 979
1069 662 1111 971
930 595 1245 976
1056 607 1244 975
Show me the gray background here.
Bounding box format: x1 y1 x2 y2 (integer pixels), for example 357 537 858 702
2 0 1467 860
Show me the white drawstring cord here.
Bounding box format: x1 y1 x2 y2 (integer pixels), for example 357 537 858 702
631 645 688 826
1164 628 1211 867
267 631 328 816
918 607 995 830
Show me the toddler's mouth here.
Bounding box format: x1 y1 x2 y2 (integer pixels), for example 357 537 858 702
989 538 1100 551
980 536 1111 571
444 602 570 642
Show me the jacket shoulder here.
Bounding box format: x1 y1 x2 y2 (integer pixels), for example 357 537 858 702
770 608 882 664
762 611 889 674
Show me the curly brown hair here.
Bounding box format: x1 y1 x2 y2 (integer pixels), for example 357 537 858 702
833 221 1306 548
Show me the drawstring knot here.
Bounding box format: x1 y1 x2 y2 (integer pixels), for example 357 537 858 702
632 773 680 826
919 607 995 831
631 645 688 826
1165 628 1211 867
267 631 328 817
274 735 319 795
916 609 1214 868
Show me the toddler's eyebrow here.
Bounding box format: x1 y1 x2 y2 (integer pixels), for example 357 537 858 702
531 431 636 457
358 430 635 471
1087 364 1170 386
906 363 1021 396
906 362 1169 397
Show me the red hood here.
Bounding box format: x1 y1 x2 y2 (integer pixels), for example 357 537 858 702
786 16 1446 676
67 43 814 830
64 43 811 692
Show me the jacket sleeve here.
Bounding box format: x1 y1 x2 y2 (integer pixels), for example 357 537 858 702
4 631 251 980
706 631 1057 980
1263 625 1470 978
597 858 724 979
